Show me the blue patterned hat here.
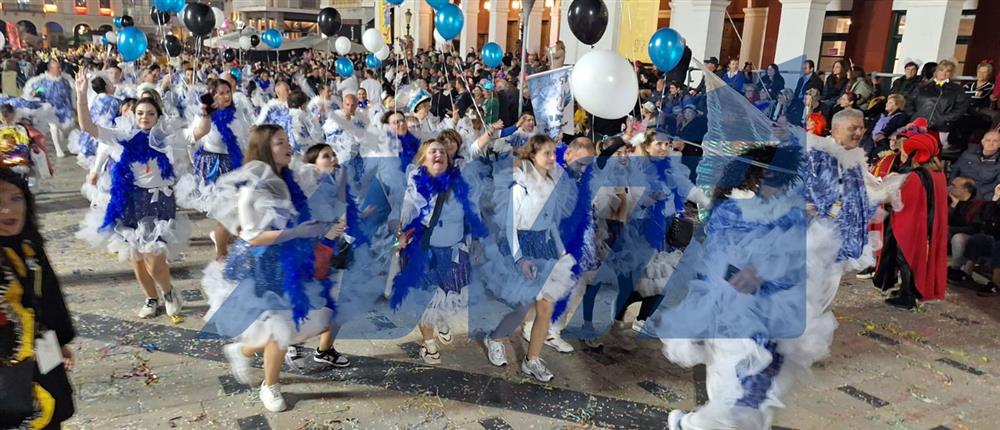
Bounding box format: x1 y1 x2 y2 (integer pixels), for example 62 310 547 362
407 88 431 113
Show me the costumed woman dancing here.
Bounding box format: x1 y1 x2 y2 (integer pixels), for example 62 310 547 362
390 139 488 364
73 72 191 321
68 75 120 170
201 125 336 413
176 79 248 260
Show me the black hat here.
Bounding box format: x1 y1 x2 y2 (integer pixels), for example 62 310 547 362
704 57 719 65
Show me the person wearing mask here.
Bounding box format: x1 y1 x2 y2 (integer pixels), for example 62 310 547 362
822 60 849 103
950 131 1000 200
907 60 968 149
721 58 745 93
890 61 922 96
793 59 824 102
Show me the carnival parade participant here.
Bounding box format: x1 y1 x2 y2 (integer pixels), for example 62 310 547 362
68 75 120 170
23 60 74 158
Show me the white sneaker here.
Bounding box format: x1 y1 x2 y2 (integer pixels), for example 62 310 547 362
436 329 453 345
259 382 287 412
667 409 686 430
631 319 646 333
224 343 252 385
419 340 441 365
544 333 574 353
521 357 554 382
613 321 638 351
484 337 508 367
137 298 159 318
163 290 182 317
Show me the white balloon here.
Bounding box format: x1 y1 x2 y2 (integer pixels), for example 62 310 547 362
375 46 390 61
362 28 385 53
212 7 225 30
433 29 445 44
106 31 118 44
238 36 252 51
240 26 255 36
0 33 5 51
335 36 351 56
570 50 639 120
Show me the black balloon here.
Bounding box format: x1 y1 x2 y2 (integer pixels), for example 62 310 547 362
317 7 342 37
567 0 608 45
249 34 260 48
164 34 183 57
182 2 216 37
150 7 171 26
120 15 135 28
223 49 236 62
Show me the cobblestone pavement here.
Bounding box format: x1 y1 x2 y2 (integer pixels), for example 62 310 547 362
35 156 999 430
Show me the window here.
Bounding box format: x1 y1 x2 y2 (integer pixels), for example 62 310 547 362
43 0 58 13
99 0 112 16
818 12 851 72
954 11 974 73
884 11 975 74
75 0 87 15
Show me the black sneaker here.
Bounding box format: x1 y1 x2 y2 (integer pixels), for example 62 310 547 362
977 282 999 297
856 267 876 279
947 267 971 283
314 347 351 367
885 295 916 310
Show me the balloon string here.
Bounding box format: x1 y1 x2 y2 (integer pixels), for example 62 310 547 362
453 60 486 126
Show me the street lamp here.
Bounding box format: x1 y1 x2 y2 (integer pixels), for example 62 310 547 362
404 9 412 37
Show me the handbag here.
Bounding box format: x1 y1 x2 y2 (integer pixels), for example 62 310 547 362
666 215 694 248
0 359 35 424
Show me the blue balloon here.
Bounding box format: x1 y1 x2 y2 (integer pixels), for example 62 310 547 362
113 17 123 29
100 34 109 46
481 42 503 68
434 4 463 41
117 27 148 62
261 29 283 49
648 28 685 72
335 57 354 78
426 0 448 9
386 0 405 5
153 0 184 14
365 53 382 69
230 67 242 82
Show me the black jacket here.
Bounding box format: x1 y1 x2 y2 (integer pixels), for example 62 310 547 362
890 75 921 96
906 81 969 132
498 89 519 126
822 75 848 101
793 73 823 100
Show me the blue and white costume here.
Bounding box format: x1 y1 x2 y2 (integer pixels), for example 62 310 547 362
0 95 58 129
175 105 250 212
76 125 192 261
22 73 76 128
255 99 291 130
308 96 340 121
390 166 488 329
68 92 120 169
288 107 324 154
200 161 335 349
322 109 369 163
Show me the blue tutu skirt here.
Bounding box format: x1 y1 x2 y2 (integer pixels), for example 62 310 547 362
120 187 177 229
193 149 235 184
486 230 576 307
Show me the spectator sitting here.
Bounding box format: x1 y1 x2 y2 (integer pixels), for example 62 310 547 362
950 130 1000 199
806 112 828 136
966 62 995 111
890 61 922 96
947 177 985 283
907 60 968 149
760 63 785 98
743 82 760 105
954 183 1000 296
795 88 825 128
793 59 824 102
848 66 875 105
766 89 795 123
822 60 849 103
864 94 910 157
659 81 690 117
647 78 667 107
827 92 858 125
721 58 746 93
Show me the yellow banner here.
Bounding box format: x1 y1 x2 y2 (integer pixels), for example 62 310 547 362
378 0 392 45
617 0 660 63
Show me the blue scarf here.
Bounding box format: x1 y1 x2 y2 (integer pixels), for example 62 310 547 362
101 131 175 231
211 105 243 168
277 167 317 326
643 158 686 251
398 132 421 171
390 166 488 310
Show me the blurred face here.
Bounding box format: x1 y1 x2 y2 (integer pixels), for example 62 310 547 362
214 83 232 108
934 64 953 81
532 142 557 174
669 84 680 95
1 112 14 125
832 62 842 75
564 140 595 166
389 113 407 135
184 69 194 82
320 86 332 98
683 109 696 121
276 83 289 101
838 93 853 108
767 66 776 77
422 142 449 176
47 61 61 76
521 115 536 132
0 180 26 237
904 65 917 78
886 97 898 113
832 115 865 149
270 130 292 168
314 146 338 173
134 102 160 131
983 132 1000 155
441 135 460 158
647 140 670 157
978 66 991 82
343 94 358 113
950 178 972 199
108 68 123 84
357 88 368 101
728 59 739 72
802 62 813 74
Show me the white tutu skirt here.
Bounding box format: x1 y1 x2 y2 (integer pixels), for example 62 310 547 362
77 187 192 262
201 243 334 349
484 230 576 307
173 173 216 212
635 249 683 297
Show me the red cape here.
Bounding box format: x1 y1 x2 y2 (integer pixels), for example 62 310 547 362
891 169 948 300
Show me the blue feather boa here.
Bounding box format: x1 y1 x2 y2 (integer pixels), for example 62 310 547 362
342 179 369 246
557 164 594 278
278 167 317 326
643 158 686 251
211 105 243 168
101 131 175 231
389 166 488 310
398 132 421 172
